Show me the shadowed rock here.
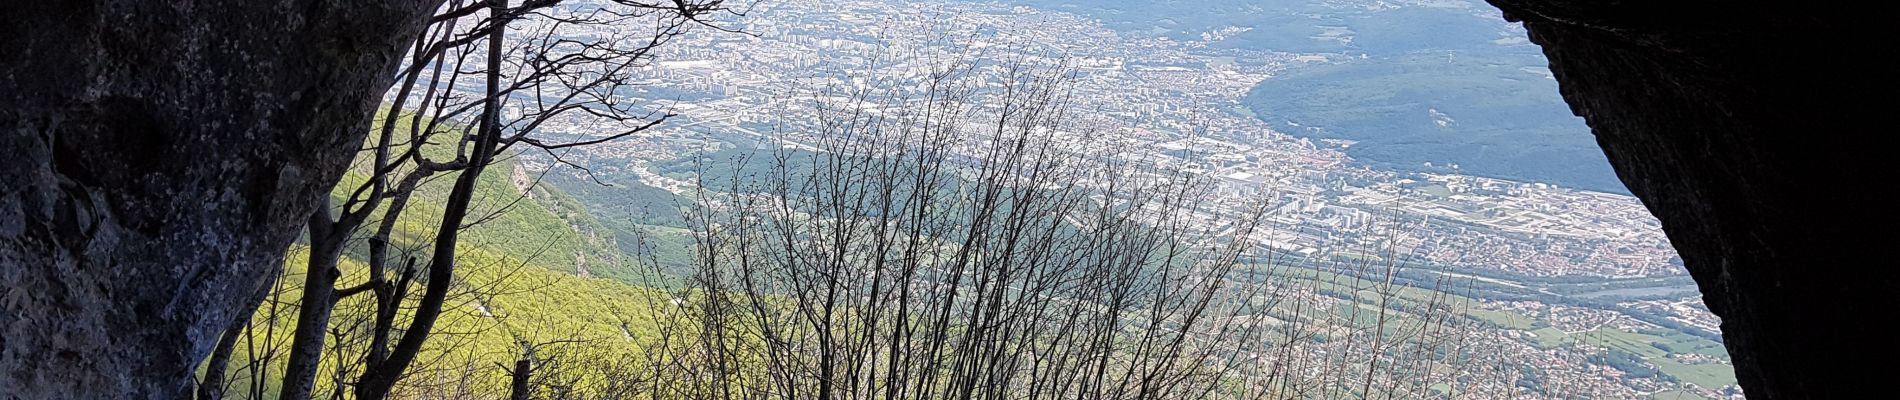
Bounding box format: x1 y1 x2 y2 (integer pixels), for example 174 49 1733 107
1 1 438 398
1487 1 1893 397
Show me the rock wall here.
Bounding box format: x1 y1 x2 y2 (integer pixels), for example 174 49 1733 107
0 1 437 398
1486 1 1895 397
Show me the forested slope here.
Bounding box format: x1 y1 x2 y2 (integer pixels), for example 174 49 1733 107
208 129 688 399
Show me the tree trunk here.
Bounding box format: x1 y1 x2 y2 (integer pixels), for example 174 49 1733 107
197 273 275 400
354 2 509 398
0 1 440 398
278 207 349 400
508 355 533 400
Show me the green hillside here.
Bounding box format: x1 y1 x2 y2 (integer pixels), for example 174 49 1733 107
539 167 699 277
211 119 688 399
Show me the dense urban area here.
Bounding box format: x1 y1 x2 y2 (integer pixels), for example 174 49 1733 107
479 0 1739 398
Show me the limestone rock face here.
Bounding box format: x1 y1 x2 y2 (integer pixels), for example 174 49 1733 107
1486 1 1894 397
0 1 436 398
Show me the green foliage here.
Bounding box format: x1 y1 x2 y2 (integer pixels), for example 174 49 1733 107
1525 327 1570 348
212 115 678 399
542 171 689 228
1588 348 1662 380
332 112 629 279
651 146 819 193
1521 326 1736 388
1652 358 1738 389
539 169 699 275
220 245 677 399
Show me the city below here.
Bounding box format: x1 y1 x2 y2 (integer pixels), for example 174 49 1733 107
485 0 1737 398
